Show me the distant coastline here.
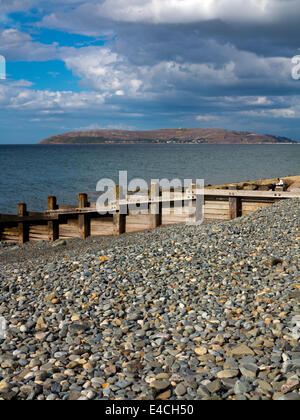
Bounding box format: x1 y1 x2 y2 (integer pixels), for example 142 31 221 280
38 128 297 145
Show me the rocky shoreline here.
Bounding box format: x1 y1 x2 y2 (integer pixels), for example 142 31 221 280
0 199 299 400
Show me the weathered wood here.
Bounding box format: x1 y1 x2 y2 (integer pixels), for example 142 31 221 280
47 196 59 241
90 216 114 236
204 189 298 199
204 214 231 221
78 194 90 239
149 182 162 228
1 226 19 242
1 185 299 244
195 190 204 223
59 222 79 239
78 193 89 209
113 212 126 235
229 197 242 219
78 214 89 239
242 202 271 211
48 196 57 211
204 209 229 216
18 203 29 244
29 224 49 242
204 203 229 210
48 221 59 242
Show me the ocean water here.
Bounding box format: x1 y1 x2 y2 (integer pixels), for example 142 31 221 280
0 144 299 214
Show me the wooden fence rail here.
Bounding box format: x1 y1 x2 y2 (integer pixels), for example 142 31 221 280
0 184 299 244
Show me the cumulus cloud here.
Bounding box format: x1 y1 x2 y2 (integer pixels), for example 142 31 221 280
0 81 107 112
0 29 59 61
59 41 295 100
2 0 300 140
77 0 300 25
0 0 35 14
62 47 143 96
240 108 297 118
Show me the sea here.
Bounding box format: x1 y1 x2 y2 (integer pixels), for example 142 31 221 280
0 144 299 214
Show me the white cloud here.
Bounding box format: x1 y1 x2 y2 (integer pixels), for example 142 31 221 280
74 122 134 130
196 115 218 121
96 0 300 24
62 47 144 96
0 81 107 112
59 42 293 102
0 29 59 61
223 96 274 106
239 108 296 118
0 0 35 14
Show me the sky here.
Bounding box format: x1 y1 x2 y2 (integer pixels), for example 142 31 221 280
0 0 300 144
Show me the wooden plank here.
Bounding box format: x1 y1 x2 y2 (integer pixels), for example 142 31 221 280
90 217 114 236
29 225 49 241
1 226 18 242
0 215 57 224
242 206 271 214
59 223 79 239
58 205 77 210
204 214 230 220
126 214 154 231
204 203 229 209
18 203 29 244
242 202 271 209
162 213 191 225
1 227 18 235
204 211 229 217
204 189 299 199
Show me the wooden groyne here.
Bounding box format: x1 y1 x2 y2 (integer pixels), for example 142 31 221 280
0 184 299 244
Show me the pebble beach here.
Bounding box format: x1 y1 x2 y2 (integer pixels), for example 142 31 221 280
0 198 299 400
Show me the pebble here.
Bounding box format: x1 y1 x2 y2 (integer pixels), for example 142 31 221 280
174 383 187 396
0 198 299 400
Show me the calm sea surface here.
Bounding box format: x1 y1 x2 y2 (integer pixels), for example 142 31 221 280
0 144 299 214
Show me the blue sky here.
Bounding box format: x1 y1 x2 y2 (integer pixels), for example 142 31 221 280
0 0 300 144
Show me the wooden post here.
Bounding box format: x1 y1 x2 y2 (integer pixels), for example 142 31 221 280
195 186 204 224
186 182 195 223
48 196 57 211
78 193 90 239
18 203 29 244
113 186 127 234
78 193 88 209
113 185 120 201
47 196 59 242
0 214 2 242
149 182 162 228
229 196 242 219
113 212 126 235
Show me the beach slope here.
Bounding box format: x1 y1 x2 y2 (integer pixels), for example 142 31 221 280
0 199 299 400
